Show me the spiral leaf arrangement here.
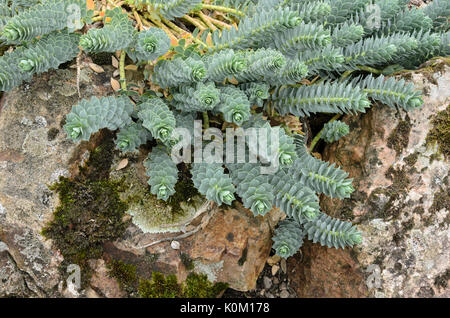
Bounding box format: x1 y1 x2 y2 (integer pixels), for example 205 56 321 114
1 0 447 260
144 146 179 201
321 120 350 143
272 219 306 258
115 122 151 153
137 98 176 143
226 162 274 216
64 96 134 142
172 81 220 112
80 7 134 53
128 27 171 62
191 163 236 206
0 0 87 44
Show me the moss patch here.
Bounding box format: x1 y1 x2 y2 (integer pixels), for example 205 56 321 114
138 272 183 298
42 132 130 288
404 152 419 166
387 115 412 156
426 105 450 160
183 273 228 298
106 257 227 298
167 166 200 216
107 259 138 295
138 272 228 298
42 177 129 287
364 166 412 221
113 161 202 233
430 187 450 228
47 127 59 141
180 253 195 271
430 187 450 215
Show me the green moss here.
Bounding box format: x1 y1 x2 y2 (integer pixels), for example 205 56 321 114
237 246 248 266
183 273 228 298
78 131 116 181
166 168 200 216
42 177 130 287
138 272 183 298
47 127 59 141
387 116 412 157
180 253 195 271
434 269 450 290
426 105 450 160
107 260 138 294
137 272 228 298
42 132 130 288
404 152 419 166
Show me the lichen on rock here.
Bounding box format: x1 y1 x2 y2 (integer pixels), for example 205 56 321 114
110 156 205 234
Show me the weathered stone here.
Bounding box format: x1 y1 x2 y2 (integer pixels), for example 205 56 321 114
0 66 116 297
89 259 127 298
280 290 290 298
0 249 31 297
287 242 369 297
272 265 280 276
301 59 450 298
263 276 272 289
267 255 281 266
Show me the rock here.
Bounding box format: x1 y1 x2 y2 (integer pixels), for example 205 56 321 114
271 265 280 276
280 290 290 298
0 66 118 297
295 59 450 298
263 276 272 289
0 248 31 297
103 155 286 292
288 242 369 297
171 241 180 250
267 255 281 266
280 259 287 274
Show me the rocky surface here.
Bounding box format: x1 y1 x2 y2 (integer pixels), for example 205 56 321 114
0 64 115 297
286 59 449 298
107 154 285 292
0 61 284 296
0 53 448 298
223 254 297 298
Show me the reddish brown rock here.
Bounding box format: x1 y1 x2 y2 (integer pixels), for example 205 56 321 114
188 203 282 291
89 259 127 298
287 242 368 298
110 193 285 292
